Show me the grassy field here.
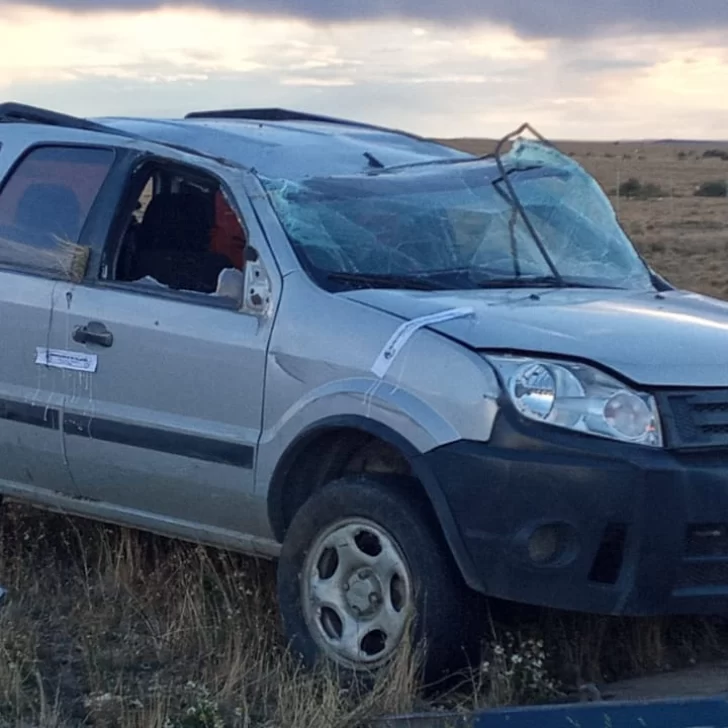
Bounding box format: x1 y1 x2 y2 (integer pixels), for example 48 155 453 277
3 139 728 727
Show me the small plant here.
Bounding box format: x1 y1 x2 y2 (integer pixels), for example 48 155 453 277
166 684 224 728
618 177 642 198
702 149 728 161
695 180 728 198
475 633 562 708
618 178 665 200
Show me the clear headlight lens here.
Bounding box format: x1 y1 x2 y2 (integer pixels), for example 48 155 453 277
487 355 663 447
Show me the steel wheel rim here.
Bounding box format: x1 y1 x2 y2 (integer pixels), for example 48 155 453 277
301 517 414 669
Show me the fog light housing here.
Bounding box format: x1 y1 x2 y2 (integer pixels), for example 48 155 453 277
528 525 561 564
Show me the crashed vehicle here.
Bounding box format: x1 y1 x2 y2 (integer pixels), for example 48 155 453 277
0 102 727 676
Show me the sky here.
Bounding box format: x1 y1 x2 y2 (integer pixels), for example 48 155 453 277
3 1 728 139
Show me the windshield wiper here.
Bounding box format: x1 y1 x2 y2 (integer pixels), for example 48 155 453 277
328 271 447 291
475 275 618 290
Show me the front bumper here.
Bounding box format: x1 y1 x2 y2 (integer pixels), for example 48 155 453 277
423 406 728 616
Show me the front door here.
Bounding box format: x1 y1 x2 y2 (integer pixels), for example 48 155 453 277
53 156 274 539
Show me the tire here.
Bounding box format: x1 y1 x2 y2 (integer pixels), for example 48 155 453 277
276 474 479 681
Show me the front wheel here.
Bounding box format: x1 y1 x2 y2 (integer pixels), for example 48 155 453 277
276 474 478 679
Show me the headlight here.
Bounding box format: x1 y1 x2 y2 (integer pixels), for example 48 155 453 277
487 355 662 447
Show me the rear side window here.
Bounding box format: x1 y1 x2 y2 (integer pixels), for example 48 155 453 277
0 145 114 279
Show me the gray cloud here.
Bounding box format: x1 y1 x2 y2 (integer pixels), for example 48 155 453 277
4 0 728 37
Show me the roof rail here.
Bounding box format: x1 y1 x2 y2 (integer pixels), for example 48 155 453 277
0 102 240 168
0 102 135 140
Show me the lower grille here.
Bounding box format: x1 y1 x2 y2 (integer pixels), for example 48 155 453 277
657 389 728 448
675 525 728 590
687 524 728 557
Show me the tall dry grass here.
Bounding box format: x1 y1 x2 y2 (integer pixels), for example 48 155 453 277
0 501 725 727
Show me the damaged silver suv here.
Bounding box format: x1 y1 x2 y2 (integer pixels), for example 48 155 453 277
0 103 726 677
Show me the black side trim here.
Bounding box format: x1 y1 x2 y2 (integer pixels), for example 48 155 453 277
0 399 59 430
63 414 253 469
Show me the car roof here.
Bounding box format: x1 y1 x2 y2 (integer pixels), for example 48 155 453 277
96 115 472 179
0 103 474 180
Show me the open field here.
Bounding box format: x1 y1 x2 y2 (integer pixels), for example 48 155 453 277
3 139 728 726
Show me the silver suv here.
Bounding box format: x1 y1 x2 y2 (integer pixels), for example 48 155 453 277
0 103 726 678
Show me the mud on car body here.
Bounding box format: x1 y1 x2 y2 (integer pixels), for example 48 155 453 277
0 104 726 677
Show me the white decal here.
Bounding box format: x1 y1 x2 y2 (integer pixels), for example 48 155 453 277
371 307 474 378
35 347 98 373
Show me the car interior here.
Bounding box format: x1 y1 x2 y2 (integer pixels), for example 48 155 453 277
111 163 247 301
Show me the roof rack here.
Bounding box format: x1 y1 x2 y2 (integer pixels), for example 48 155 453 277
186 107 375 128
185 107 432 142
0 102 136 140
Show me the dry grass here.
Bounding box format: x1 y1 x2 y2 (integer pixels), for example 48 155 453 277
0 503 427 727
1 501 726 727
4 139 728 725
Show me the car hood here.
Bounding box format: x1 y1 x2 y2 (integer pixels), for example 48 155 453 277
341 286 728 387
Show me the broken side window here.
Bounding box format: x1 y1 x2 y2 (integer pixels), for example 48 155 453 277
0 145 114 281
109 163 246 305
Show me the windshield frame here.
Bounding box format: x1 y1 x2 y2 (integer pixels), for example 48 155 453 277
491 124 564 284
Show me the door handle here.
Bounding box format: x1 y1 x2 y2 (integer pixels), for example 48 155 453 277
73 321 114 348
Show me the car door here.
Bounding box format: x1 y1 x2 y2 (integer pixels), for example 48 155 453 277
53 153 275 540
0 141 117 501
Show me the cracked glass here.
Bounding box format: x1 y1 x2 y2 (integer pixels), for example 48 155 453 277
261 139 653 291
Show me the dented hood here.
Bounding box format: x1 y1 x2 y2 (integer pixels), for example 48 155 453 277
342 287 728 387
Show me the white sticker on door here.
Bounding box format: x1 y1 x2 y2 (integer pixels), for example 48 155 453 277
35 347 98 373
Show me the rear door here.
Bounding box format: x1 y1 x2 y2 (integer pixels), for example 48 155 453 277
0 140 116 500
53 153 276 541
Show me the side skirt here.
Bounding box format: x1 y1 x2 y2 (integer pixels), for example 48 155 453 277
0 480 281 560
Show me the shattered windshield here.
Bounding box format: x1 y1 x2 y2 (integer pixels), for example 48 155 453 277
261 139 653 292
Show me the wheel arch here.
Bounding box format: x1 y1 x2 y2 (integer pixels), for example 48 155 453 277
266 414 485 594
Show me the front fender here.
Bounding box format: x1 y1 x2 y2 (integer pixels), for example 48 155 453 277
260 376 462 458
262 408 490 595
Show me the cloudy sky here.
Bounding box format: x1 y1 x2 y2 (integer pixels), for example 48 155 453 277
2 0 728 139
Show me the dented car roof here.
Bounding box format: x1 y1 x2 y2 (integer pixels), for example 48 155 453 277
94 115 472 179
0 103 473 179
